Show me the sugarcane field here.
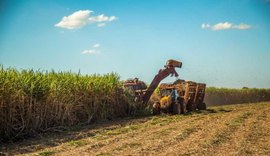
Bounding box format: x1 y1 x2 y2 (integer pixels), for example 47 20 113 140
1 0 270 156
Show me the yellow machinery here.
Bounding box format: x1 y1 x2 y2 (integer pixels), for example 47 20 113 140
123 59 206 115
153 80 207 114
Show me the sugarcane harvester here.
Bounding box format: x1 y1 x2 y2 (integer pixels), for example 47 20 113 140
124 59 207 114
142 60 182 104
124 59 182 105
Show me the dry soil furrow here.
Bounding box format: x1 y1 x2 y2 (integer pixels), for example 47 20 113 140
112 111 230 155
237 106 270 155
3 103 269 156
2 117 151 155
199 112 256 155
101 106 254 155
157 107 249 156
179 104 265 156
28 114 205 155
214 105 270 156
56 114 207 155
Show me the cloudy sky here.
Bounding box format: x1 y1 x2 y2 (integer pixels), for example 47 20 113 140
0 0 270 88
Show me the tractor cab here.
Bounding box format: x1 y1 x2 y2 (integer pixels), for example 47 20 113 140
159 83 175 97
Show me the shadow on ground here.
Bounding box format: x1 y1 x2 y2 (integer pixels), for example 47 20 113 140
0 115 152 155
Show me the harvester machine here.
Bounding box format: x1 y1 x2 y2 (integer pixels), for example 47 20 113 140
124 59 206 115
154 80 207 114
124 59 182 105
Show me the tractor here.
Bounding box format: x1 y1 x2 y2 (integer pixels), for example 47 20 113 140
123 59 206 115
153 80 207 114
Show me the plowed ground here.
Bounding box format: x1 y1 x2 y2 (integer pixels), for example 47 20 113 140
1 102 270 156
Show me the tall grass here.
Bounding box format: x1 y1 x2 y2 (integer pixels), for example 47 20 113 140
0 66 133 142
205 87 270 105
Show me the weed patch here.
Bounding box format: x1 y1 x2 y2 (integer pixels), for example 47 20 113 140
68 140 87 147
38 151 55 156
175 127 197 140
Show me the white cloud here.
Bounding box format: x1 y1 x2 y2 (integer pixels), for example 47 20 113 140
201 23 210 29
81 49 100 55
212 22 232 30
93 44 100 48
55 10 117 29
55 10 92 29
89 14 117 23
201 22 252 31
81 43 101 55
232 23 252 30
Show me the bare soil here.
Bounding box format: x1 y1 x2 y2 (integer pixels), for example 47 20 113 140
1 102 270 156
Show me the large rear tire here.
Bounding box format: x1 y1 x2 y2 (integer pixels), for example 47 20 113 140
180 102 185 114
186 100 193 112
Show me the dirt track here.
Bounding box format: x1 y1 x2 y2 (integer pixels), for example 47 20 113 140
1 102 270 156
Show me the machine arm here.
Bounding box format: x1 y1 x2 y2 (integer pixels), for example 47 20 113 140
142 59 182 104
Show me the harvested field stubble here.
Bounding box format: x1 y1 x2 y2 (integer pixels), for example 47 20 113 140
1 102 269 156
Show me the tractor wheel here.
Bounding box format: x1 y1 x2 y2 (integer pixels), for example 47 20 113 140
197 102 207 110
153 102 161 115
180 102 185 114
186 100 193 112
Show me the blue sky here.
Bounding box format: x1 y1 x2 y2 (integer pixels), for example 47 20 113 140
0 0 270 88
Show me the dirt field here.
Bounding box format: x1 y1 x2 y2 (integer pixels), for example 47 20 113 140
1 102 270 156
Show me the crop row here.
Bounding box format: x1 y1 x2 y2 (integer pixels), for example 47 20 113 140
205 87 270 105
0 66 134 142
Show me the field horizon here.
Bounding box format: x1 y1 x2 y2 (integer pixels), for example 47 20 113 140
1 1 270 155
